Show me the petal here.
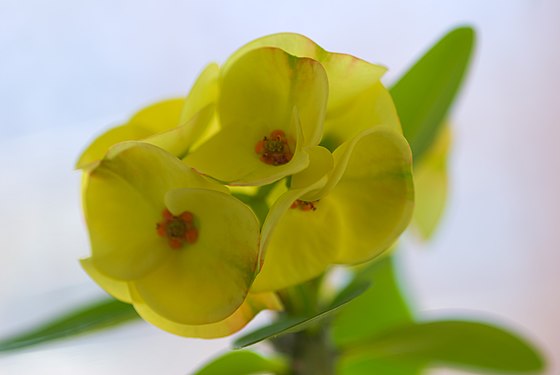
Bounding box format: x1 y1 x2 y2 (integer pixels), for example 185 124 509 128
223 33 385 118
144 104 215 158
290 146 334 198
76 98 185 169
222 33 321 74
128 98 185 133
132 188 260 325
252 194 342 292
76 124 153 169
322 82 401 150
321 51 386 113
131 289 282 339
85 142 225 280
179 63 220 125
252 149 333 292
80 258 132 303
329 127 414 264
412 125 450 239
219 47 328 147
185 108 309 186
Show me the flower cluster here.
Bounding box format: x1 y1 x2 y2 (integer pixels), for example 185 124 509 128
78 33 414 338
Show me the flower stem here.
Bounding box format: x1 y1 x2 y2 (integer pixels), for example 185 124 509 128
272 275 336 375
272 326 336 375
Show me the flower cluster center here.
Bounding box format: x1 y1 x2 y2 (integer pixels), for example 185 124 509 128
156 209 198 249
290 199 319 211
255 129 293 165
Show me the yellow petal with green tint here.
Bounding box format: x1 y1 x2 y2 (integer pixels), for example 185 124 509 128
84 142 225 281
144 104 215 158
80 258 132 303
128 98 185 132
252 193 342 292
133 188 260 325
85 166 167 281
254 128 413 291
329 127 414 264
179 63 220 125
76 98 185 169
76 124 154 169
290 146 333 193
219 47 328 147
252 148 332 291
186 109 309 186
412 125 450 239
322 81 401 150
173 63 222 154
222 33 386 118
131 289 282 339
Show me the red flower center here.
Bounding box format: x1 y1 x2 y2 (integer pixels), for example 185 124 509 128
156 209 198 249
290 199 319 211
255 129 293 165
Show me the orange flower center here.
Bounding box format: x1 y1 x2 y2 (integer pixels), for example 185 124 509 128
156 209 198 249
290 199 319 211
255 129 293 165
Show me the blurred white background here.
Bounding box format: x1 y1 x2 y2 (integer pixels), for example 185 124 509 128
0 0 559 374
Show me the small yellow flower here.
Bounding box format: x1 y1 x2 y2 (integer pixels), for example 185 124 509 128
80 142 279 337
252 127 414 292
184 47 329 186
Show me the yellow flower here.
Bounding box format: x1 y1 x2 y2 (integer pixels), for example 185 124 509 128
184 47 329 186
252 126 414 292
221 33 401 149
76 63 220 169
80 142 280 337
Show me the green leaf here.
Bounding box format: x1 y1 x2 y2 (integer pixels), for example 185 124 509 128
338 357 424 375
346 320 545 374
332 255 414 347
0 298 138 352
391 26 475 163
233 281 369 349
193 350 287 375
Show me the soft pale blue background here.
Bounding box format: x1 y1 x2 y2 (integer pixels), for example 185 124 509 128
1 1 559 374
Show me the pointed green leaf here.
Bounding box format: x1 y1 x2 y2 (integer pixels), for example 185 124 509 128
233 282 369 349
332 256 414 347
193 350 287 375
391 26 475 163
346 320 545 373
0 298 138 352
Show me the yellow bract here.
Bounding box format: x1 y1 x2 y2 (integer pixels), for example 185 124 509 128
81 258 282 338
81 142 266 333
412 125 451 239
253 127 414 292
222 33 400 148
185 47 329 185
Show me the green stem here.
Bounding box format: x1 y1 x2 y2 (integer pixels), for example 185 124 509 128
272 275 336 375
272 326 337 375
